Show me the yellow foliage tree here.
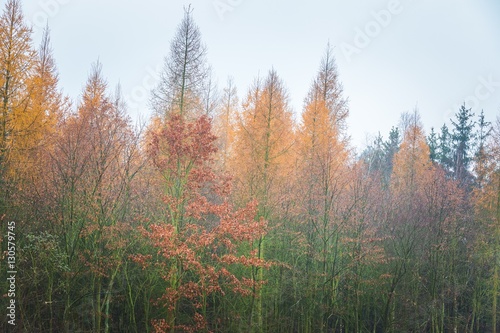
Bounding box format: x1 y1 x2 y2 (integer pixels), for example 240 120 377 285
13 25 63 181
391 111 432 191
231 69 294 332
0 0 36 179
294 46 350 331
232 69 294 208
213 77 238 172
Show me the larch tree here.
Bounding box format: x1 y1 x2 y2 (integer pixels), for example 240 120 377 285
11 24 67 332
305 43 349 136
77 66 139 333
385 111 432 331
386 110 469 331
16 25 64 190
213 77 238 173
294 45 350 332
0 0 36 213
232 69 295 333
39 62 141 333
151 5 208 119
392 111 432 190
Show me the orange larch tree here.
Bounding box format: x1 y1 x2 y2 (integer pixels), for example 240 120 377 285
231 69 295 332
385 110 468 331
293 44 351 332
31 62 142 333
0 0 37 213
384 111 432 331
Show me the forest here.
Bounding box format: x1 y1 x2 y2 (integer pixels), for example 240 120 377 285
1 1 499 332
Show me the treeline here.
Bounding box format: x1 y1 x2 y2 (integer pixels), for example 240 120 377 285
0 1 499 332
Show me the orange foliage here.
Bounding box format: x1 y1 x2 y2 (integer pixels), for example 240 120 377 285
391 114 432 191
141 113 270 332
231 70 295 209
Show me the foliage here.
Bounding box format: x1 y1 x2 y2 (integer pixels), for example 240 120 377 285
1 2 499 332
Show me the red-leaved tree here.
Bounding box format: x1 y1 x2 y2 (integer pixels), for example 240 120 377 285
136 114 270 332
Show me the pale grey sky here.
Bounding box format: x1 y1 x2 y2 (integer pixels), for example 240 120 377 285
21 0 500 151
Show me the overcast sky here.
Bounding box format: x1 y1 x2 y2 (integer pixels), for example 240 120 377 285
20 0 500 151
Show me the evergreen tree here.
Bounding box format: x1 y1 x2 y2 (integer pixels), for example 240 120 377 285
474 110 492 188
451 104 475 184
383 126 400 179
438 123 453 172
428 127 438 162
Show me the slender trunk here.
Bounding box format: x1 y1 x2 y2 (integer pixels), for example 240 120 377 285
178 21 189 117
64 275 71 333
144 288 151 333
493 264 498 333
168 259 179 333
494 178 500 333
48 273 54 333
256 236 265 333
96 276 102 333
125 262 138 333
104 265 120 333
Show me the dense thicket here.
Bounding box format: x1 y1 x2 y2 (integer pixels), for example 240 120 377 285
1 2 499 332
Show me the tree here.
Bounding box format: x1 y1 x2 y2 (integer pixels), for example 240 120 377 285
304 43 348 136
437 123 453 172
8 24 68 332
392 111 431 190
0 0 37 213
293 45 351 331
151 5 208 119
232 69 295 332
32 62 143 332
475 110 492 188
474 115 500 333
213 77 238 172
12 24 63 175
362 133 385 174
144 112 269 332
451 104 476 184
385 111 432 331
383 126 401 181
428 127 438 162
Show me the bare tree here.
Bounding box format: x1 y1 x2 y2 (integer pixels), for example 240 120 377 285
151 5 208 119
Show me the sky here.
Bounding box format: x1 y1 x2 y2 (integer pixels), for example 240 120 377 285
20 0 500 152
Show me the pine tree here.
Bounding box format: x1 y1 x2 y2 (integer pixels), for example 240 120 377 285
475 110 492 188
451 104 475 184
383 126 400 180
437 124 453 172
428 127 438 162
